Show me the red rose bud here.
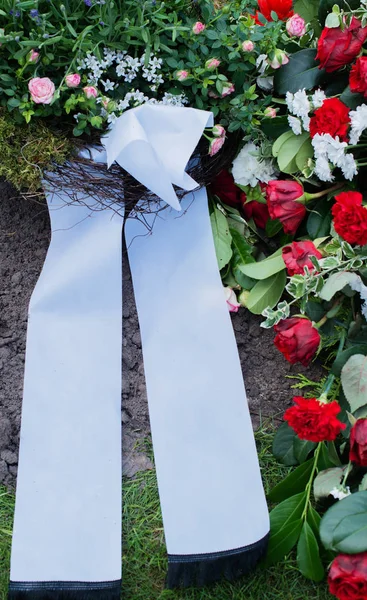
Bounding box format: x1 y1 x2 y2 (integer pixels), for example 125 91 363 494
350 419 367 467
316 17 367 73
332 191 367 246
328 553 367 600
255 0 293 24
210 170 241 208
282 241 322 276
274 317 321 366
242 196 270 229
284 396 346 442
350 56 367 98
266 180 306 235
309 98 350 142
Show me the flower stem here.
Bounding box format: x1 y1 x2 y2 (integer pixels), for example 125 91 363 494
305 183 344 200
301 442 322 520
341 461 352 489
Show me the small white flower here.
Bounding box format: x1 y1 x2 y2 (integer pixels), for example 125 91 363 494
340 153 358 180
286 91 294 112
314 155 334 182
349 104 367 144
232 143 275 188
302 115 310 132
288 115 302 135
101 79 115 91
312 89 326 109
292 89 310 118
330 486 351 501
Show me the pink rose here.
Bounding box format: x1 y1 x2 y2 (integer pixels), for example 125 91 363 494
28 50 39 63
65 73 81 88
209 136 225 156
221 82 235 97
192 21 206 34
83 85 98 99
212 124 226 137
224 287 240 313
205 58 221 70
270 50 289 69
264 107 277 118
28 77 55 104
242 40 254 52
286 14 306 37
176 70 189 81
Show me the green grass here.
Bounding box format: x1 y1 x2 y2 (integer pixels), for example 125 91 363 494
0 428 333 600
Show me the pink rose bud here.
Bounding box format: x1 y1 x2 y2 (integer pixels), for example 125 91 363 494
264 107 277 118
209 136 225 156
224 287 241 313
65 73 81 88
221 82 235 97
83 85 98 99
286 14 306 37
176 69 189 81
270 50 289 69
28 50 39 63
212 124 226 137
242 40 254 52
205 58 221 70
28 77 55 105
192 21 206 34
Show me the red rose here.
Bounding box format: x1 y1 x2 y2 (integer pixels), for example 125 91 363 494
350 57 367 98
284 397 346 442
350 419 367 467
242 197 270 229
316 17 367 73
274 317 321 366
210 170 241 208
332 191 367 246
282 241 323 276
266 180 306 235
328 553 367 600
309 98 350 142
255 0 293 23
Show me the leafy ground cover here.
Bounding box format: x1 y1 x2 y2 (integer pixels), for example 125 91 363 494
0 428 332 600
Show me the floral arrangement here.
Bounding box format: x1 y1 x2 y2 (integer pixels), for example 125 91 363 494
208 1 367 598
2 0 367 598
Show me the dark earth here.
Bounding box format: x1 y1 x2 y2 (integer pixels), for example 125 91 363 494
0 181 323 488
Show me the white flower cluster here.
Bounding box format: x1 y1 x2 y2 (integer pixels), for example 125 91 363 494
349 104 367 145
232 142 275 188
78 48 164 89
312 133 358 182
286 88 326 134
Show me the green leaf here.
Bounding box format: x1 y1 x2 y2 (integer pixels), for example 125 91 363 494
332 345 367 377
295 138 314 172
229 228 253 264
307 505 322 542
268 459 314 503
319 0 360 25
320 272 361 301
318 442 340 470
273 130 294 157
245 270 286 315
272 422 298 466
340 85 364 110
320 491 367 553
277 132 311 175
313 467 346 501
307 199 332 238
294 0 319 23
297 521 325 582
341 355 367 414
266 218 283 238
293 438 317 464
274 50 325 95
264 493 307 565
210 204 232 269
239 254 285 280
359 474 367 492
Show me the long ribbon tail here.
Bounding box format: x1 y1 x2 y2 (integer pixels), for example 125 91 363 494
125 189 270 589
9 192 124 600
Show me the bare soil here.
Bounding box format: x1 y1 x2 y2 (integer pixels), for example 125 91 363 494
0 182 323 487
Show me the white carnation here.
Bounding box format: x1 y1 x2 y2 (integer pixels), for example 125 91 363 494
286 91 294 112
349 104 367 145
292 89 310 118
288 115 302 135
314 155 334 182
340 153 358 180
312 89 326 109
232 143 275 188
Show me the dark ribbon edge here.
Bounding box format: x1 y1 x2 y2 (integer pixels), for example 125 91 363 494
8 580 121 600
166 532 269 589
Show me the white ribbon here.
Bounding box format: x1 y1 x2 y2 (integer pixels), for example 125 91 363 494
10 106 268 596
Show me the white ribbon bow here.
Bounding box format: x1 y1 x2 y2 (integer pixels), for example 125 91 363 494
102 105 213 211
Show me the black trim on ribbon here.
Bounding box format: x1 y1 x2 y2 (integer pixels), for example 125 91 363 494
8 580 121 600
166 533 269 589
